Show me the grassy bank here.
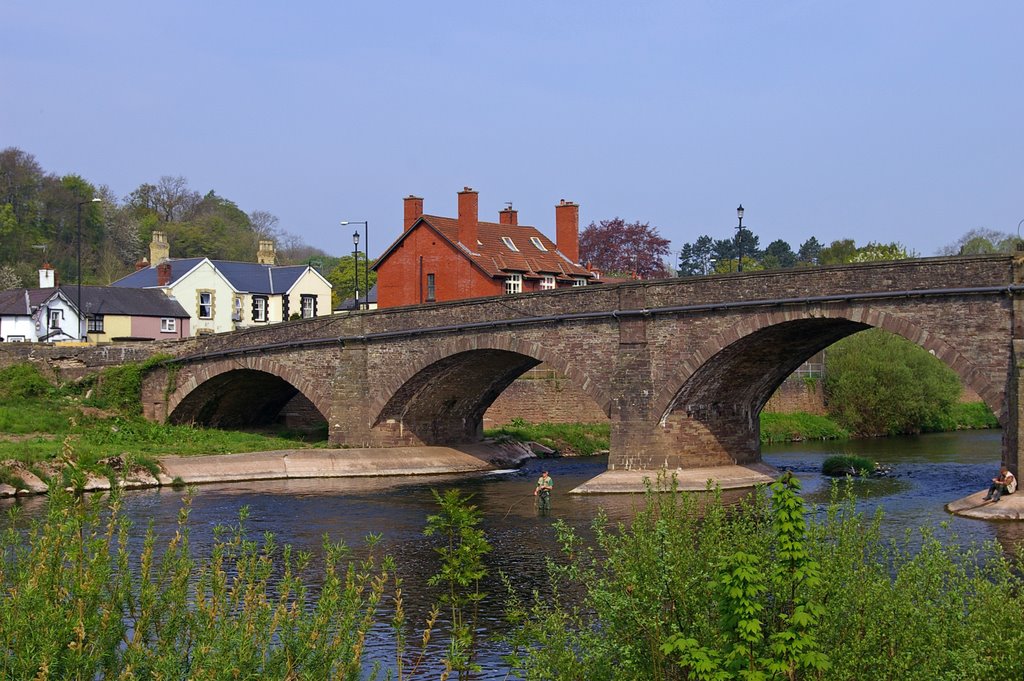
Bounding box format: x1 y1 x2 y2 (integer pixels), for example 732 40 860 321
484 419 610 456
0 362 326 489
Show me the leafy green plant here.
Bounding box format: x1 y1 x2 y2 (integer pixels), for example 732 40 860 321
424 489 492 680
0 363 54 400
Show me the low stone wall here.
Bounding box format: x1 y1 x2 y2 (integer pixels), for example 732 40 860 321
484 367 608 427
0 341 183 382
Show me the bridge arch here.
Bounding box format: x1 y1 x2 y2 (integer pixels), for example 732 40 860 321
654 306 1004 426
370 333 612 445
166 356 330 429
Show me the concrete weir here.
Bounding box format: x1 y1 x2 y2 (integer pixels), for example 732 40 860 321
570 462 779 494
157 443 533 486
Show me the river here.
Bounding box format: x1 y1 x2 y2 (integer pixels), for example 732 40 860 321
2 429 1020 678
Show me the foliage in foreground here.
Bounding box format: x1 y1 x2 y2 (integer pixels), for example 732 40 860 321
503 477 1024 681
0 487 491 680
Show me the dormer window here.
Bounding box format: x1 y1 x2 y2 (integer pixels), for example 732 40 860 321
530 237 547 251
501 237 519 252
572 278 588 287
505 273 523 295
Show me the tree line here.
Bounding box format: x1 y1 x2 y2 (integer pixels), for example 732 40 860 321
578 213 1018 280
0 147 371 308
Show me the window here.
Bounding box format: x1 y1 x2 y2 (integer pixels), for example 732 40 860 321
300 294 317 318
161 318 177 333
232 296 243 322
530 237 547 251
501 236 519 252
505 273 523 295
48 309 61 329
572 277 588 287
426 273 436 301
252 295 268 322
6 336 26 342
540 275 556 290
198 291 213 319
87 315 104 333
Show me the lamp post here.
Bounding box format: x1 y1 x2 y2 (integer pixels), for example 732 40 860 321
76 198 101 339
735 204 745 272
351 230 360 309
341 220 369 309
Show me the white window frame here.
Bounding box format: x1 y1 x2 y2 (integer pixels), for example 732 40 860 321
530 236 547 251
540 275 556 290
301 294 316 318
233 296 243 322
501 236 519 252
161 318 177 333
253 296 268 322
505 273 523 295
572 277 588 287
198 291 213 319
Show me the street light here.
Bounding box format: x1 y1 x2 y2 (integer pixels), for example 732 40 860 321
351 230 360 309
341 220 369 309
76 198 101 340
735 204 745 273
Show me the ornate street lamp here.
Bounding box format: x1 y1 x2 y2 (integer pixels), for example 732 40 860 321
76 198 101 339
341 220 369 309
736 204 745 273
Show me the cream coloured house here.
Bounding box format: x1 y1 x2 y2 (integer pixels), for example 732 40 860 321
111 233 332 336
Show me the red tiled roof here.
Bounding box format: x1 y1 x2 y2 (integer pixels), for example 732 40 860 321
419 215 595 281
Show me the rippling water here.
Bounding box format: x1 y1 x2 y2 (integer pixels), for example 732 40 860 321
2 430 1018 678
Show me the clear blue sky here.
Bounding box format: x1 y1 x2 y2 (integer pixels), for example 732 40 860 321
4 1 1022 262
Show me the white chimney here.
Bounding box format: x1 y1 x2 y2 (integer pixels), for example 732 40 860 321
39 264 55 288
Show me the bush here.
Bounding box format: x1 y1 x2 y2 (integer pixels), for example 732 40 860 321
484 421 609 456
503 478 1024 680
825 329 961 436
0 363 53 401
822 454 875 476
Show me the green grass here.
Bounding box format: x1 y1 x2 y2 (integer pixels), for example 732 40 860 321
822 454 875 476
948 401 999 430
760 412 850 444
484 419 610 456
0 361 329 487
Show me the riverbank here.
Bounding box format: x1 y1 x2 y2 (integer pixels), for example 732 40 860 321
0 441 537 498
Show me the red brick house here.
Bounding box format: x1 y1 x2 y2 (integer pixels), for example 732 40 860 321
373 187 600 308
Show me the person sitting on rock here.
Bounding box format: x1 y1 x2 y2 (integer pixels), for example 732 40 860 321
983 465 1017 502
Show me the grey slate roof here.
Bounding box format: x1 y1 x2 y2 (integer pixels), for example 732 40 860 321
0 288 53 315
58 286 189 318
112 259 312 294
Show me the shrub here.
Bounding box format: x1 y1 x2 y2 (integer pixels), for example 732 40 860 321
822 454 875 477
0 363 53 401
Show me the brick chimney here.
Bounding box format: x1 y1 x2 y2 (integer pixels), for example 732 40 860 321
156 262 172 286
499 203 518 226
404 195 424 231
458 187 478 248
150 231 170 265
257 240 276 265
39 263 54 288
135 257 149 271
555 199 579 263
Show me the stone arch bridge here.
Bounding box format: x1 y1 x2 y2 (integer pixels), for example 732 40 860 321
141 255 1024 481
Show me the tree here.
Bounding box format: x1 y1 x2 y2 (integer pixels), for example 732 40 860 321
938 227 1017 256
761 239 797 269
579 218 672 279
825 328 961 436
677 235 715 276
797 237 822 265
818 239 858 265
851 241 911 262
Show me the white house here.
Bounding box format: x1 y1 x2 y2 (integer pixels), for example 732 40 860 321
111 233 333 336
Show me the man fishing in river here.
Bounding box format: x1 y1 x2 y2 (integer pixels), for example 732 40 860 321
535 470 553 512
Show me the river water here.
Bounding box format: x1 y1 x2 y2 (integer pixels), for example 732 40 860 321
3 429 1021 678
